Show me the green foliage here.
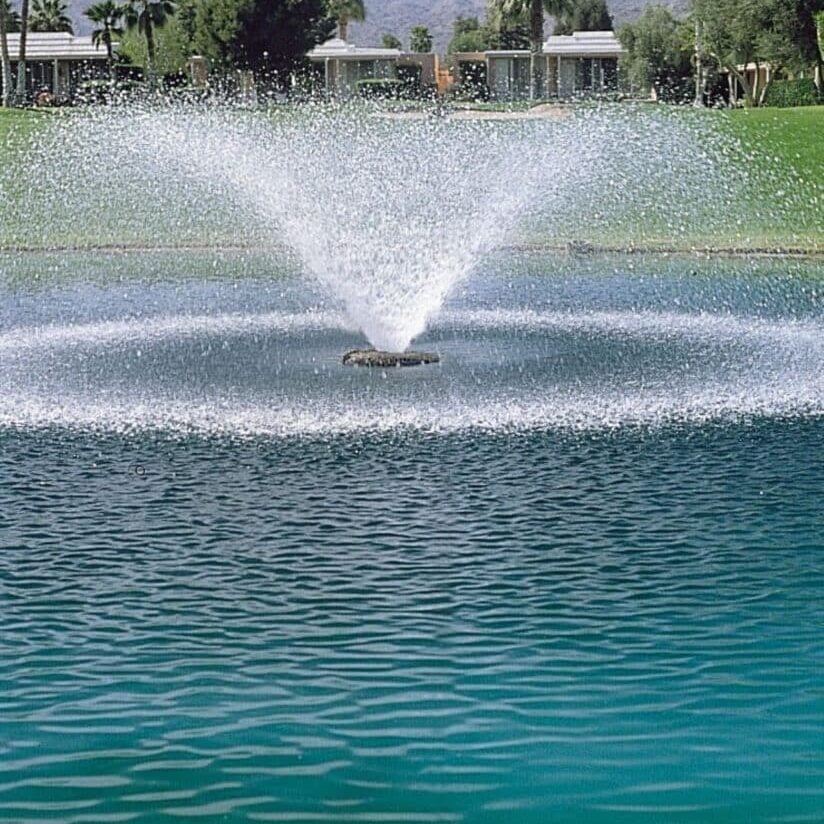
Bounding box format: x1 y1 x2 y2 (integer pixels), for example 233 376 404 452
693 0 824 98
484 0 530 48
763 77 821 106
188 0 243 67
409 24 432 53
233 0 333 76
355 77 403 98
324 0 363 40
448 17 486 53
618 5 692 100
29 0 73 31
1 0 21 31
118 13 188 74
85 0 124 72
818 11 824 58
381 33 401 49
125 0 176 38
554 0 613 36
183 0 332 84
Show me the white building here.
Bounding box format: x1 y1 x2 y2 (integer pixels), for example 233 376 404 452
455 31 625 101
307 37 439 96
1 32 110 100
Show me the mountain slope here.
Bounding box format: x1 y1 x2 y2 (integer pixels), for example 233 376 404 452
349 0 689 52
64 0 689 51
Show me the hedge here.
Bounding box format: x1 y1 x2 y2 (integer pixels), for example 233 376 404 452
764 78 821 108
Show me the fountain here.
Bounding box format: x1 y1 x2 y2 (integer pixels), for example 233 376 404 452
0 100 822 822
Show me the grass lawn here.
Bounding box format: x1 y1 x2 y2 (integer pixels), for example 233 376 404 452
725 105 824 180
0 107 61 145
0 103 822 253
717 106 824 250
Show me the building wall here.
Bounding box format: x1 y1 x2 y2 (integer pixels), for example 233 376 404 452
487 56 530 101
398 53 437 87
546 56 619 97
1 59 104 99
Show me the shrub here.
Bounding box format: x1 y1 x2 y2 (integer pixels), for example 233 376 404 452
764 78 821 108
356 78 405 99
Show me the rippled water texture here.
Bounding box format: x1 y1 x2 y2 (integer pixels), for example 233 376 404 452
1 254 823 822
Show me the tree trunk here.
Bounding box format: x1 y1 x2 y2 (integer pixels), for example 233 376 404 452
758 65 775 107
338 17 348 42
729 65 753 107
16 0 29 103
751 59 761 107
106 31 114 84
0 1 13 107
529 0 543 100
145 17 156 90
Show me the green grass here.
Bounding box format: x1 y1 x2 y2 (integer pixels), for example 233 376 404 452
1 103 822 254
0 107 61 144
717 106 824 250
725 105 824 179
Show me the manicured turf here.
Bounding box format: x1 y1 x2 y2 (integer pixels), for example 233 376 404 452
0 107 59 144
0 104 822 252
725 105 824 183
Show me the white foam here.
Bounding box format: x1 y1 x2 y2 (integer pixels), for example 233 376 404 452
1 308 820 437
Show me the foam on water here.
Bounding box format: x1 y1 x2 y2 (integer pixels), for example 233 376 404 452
1 302 821 437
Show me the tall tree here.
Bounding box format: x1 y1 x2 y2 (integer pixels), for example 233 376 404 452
448 17 489 53
324 0 364 42
223 0 334 80
554 0 612 35
691 0 822 105
124 0 175 89
381 32 401 49
86 0 124 81
485 0 529 48
1 0 20 30
409 24 432 52
497 0 571 99
16 0 30 102
0 0 13 106
30 0 73 32
618 5 691 100
818 10 824 89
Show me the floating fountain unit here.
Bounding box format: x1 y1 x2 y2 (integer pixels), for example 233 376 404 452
342 350 440 368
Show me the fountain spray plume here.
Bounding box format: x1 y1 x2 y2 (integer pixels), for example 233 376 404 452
4 101 747 353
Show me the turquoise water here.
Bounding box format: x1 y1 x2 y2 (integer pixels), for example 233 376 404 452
1 255 822 822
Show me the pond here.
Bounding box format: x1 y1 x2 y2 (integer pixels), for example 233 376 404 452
1 248 822 823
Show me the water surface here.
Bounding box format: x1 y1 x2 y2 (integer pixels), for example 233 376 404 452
1 255 822 823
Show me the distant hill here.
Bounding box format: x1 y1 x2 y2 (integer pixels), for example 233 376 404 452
349 0 690 53
65 0 689 52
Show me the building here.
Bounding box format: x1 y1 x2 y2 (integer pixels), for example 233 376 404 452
1 32 110 100
307 37 438 96
453 31 625 101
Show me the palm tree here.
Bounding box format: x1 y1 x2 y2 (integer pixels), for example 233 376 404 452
0 0 13 106
30 0 73 32
325 0 365 43
16 0 30 102
497 0 571 99
0 0 20 30
124 0 175 89
86 0 123 82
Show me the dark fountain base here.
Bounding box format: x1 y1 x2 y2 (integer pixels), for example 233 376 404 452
342 350 440 368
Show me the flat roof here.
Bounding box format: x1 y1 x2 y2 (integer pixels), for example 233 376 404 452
543 30 624 57
459 31 624 59
308 37 401 62
4 32 110 61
